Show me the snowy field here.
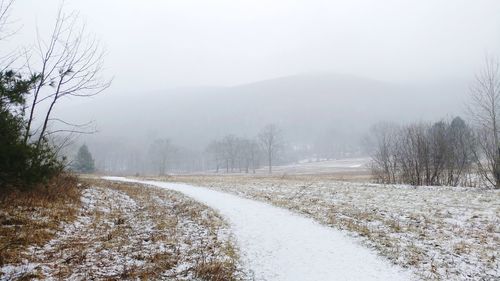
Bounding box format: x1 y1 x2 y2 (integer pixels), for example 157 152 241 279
254 158 371 175
106 177 413 281
163 174 500 281
1 179 241 280
2 172 497 280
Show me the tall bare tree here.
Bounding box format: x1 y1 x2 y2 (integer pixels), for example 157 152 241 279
468 56 500 188
258 124 282 174
149 138 174 176
24 5 111 150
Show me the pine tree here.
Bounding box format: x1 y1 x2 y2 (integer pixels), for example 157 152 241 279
0 70 60 187
74 144 95 173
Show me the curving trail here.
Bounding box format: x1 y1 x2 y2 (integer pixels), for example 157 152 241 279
103 177 413 281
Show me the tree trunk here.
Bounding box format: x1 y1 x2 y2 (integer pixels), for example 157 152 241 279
268 150 272 174
495 147 500 189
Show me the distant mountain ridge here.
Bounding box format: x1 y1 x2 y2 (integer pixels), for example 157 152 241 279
58 73 469 148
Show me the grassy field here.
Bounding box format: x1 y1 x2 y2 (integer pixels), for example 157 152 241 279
2 171 498 280
0 175 82 270
161 174 500 281
1 177 243 280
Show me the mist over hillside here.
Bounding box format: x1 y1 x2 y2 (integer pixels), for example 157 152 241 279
60 73 468 149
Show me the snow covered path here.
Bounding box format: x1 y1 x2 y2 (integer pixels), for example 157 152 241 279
103 177 413 281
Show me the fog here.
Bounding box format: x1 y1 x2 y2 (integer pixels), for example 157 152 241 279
8 0 500 174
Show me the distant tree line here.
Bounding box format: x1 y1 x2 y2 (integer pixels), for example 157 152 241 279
206 124 284 174
368 117 476 186
88 124 285 176
369 56 500 189
206 135 261 173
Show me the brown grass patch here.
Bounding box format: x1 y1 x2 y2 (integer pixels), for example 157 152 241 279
0 174 81 266
97 179 242 280
194 260 238 281
1 178 243 280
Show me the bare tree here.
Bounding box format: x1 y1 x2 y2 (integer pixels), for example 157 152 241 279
221 135 239 173
206 140 223 173
23 5 111 150
368 122 400 183
149 139 174 176
235 138 258 173
468 56 500 188
248 139 260 174
258 124 282 174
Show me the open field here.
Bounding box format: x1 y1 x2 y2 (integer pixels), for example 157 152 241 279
2 169 498 280
253 158 371 176
109 177 413 281
0 178 242 280
160 174 500 280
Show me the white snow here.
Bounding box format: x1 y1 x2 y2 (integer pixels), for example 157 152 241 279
103 177 414 281
256 158 370 174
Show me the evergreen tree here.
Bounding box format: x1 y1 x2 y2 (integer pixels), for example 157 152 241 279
0 70 62 187
73 144 95 173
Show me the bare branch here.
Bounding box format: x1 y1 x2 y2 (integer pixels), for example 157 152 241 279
22 4 111 148
467 55 500 188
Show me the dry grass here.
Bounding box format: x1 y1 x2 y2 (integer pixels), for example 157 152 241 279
98 179 241 280
165 174 500 281
1 178 242 280
0 174 82 267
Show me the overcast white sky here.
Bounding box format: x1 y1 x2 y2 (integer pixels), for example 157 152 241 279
8 0 500 92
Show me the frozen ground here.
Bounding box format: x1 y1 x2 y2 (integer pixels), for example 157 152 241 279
1 180 240 280
105 177 414 281
260 157 371 174
198 158 371 178
165 175 500 281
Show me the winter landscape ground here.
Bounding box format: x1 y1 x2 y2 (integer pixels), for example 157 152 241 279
0 178 241 280
105 176 413 281
2 164 499 281
1 160 499 281
149 170 499 281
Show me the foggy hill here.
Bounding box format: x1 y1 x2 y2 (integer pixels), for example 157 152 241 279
60 73 469 149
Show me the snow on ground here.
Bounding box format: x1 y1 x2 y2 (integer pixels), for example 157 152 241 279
254 158 371 175
166 175 500 280
105 176 414 281
1 180 241 280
